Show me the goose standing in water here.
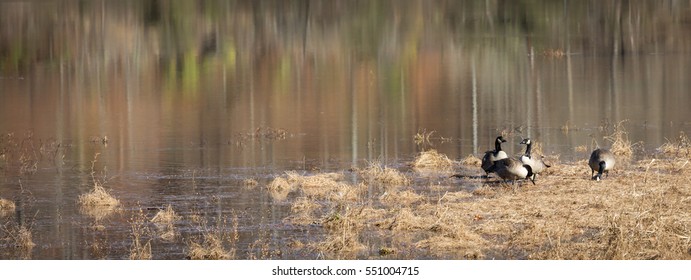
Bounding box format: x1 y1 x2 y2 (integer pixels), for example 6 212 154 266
481 136 508 175
487 158 535 185
589 149 615 181
519 138 550 182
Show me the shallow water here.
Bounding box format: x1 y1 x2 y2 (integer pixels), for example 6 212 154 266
1 0 691 259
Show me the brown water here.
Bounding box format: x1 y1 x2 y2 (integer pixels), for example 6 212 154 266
1 0 691 259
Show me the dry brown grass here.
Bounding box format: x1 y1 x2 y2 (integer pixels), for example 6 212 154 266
379 190 424 206
659 131 691 158
186 213 239 260
461 154 482 167
315 206 369 259
0 198 15 214
79 184 120 207
281 155 691 259
151 205 179 242
151 205 180 225
412 150 454 170
360 162 410 186
605 120 634 157
14 225 36 251
78 183 121 223
268 171 365 202
129 208 152 260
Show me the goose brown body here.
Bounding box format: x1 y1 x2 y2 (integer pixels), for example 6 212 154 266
589 149 615 181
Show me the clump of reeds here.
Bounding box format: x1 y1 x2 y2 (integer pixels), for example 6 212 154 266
267 176 294 201
658 131 691 158
316 206 367 259
79 153 120 214
78 183 120 207
412 150 453 170
360 162 410 186
0 198 15 213
268 171 361 202
129 208 152 260
461 154 482 167
188 234 233 260
605 120 634 157
151 205 180 225
186 213 239 260
151 205 179 241
14 225 36 251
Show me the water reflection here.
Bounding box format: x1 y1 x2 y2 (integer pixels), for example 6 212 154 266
1 0 691 259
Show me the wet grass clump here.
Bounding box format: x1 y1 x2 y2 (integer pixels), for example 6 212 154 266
412 150 454 170
0 198 15 213
659 131 691 158
129 208 152 260
359 161 410 186
78 184 121 207
186 213 239 260
151 205 180 242
605 120 635 157
461 154 482 167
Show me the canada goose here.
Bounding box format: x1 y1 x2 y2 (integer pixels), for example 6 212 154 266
519 138 550 181
488 158 535 185
589 149 615 181
481 136 508 175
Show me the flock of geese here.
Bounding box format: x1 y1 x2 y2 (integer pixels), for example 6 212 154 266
480 136 616 184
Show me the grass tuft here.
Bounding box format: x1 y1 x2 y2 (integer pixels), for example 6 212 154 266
151 205 180 225
78 183 121 207
360 161 410 186
659 131 691 158
605 120 634 157
461 154 482 167
412 150 453 170
129 208 152 260
0 198 15 214
186 213 239 260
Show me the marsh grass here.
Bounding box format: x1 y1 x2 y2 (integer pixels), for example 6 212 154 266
0 132 68 176
360 161 410 186
0 198 15 213
268 171 364 202
412 150 454 170
129 208 152 260
281 145 691 259
1 222 36 259
151 205 180 225
186 212 239 260
604 120 635 157
79 154 120 209
151 205 180 241
79 184 120 207
659 131 691 158
461 154 482 167
315 206 369 259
